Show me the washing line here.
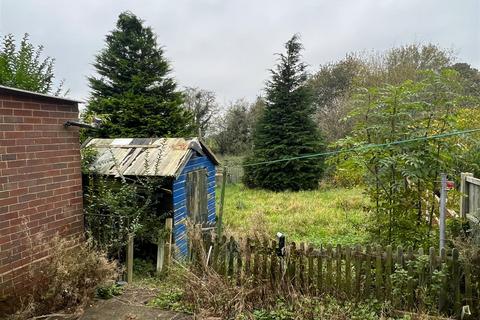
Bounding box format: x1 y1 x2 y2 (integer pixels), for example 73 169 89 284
226 128 480 169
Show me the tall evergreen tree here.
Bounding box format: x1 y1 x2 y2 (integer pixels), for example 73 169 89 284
243 35 325 191
86 12 192 138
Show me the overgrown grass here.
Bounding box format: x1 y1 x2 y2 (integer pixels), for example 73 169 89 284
219 184 369 245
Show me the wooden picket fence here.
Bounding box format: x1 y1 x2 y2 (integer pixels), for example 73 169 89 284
191 232 480 317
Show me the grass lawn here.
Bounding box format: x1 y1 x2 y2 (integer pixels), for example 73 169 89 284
217 184 370 246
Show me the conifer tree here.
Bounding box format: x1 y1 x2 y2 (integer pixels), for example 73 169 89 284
86 12 192 138
243 35 325 191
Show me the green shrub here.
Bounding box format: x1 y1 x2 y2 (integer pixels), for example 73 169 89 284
133 258 156 278
324 156 365 188
248 296 396 320
95 283 123 299
390 256 446 314
148 287 192 314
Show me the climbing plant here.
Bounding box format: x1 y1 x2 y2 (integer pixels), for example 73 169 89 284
82 143 171 258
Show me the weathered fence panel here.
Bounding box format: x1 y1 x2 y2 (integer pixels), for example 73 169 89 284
460 172 480 244
216 166 244 185
193 233 480 317
461 173 480 219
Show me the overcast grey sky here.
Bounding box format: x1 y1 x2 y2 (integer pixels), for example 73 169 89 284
0 0 478 105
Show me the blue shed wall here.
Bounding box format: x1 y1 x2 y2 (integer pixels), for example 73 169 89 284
172 154 216 257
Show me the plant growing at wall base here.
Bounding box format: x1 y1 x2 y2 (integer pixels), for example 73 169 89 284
12 236 117 319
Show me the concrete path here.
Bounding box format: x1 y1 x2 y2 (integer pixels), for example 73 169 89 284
79 287 192 320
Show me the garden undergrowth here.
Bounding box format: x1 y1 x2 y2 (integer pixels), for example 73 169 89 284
143 263 444 320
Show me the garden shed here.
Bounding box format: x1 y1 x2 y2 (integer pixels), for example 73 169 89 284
85 137 219 258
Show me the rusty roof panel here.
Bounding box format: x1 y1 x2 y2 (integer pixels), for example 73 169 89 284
85 137 219 178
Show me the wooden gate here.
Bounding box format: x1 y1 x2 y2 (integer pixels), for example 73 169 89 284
460 172 480 241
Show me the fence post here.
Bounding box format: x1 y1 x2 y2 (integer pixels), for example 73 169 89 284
345 246 352 297
236 238 243 286
354 245 362 298
221 235 228 276
227 237 235 279
299 243 306 292
156 236 165 274
375 245 383 299
253 239 260 281
396 245 404 268
335 244 342 293
385 245 392 300
245 238 252 278
326 244 333 293
317 246 323 295
364 245 372 297
212 235 220 272
270 240 278 289
127 233 134 283
307 245 314 294
288 242 297 288
164 218 173 268
217 166 227 237
262 238 269 283
428 246 436 276
407 247 414 308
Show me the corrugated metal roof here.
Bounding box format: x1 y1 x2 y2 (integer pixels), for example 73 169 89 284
85 137 219 178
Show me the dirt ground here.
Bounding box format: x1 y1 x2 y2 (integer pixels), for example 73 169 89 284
79 287 192 320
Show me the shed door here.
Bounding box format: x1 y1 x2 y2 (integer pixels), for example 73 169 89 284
186 169 208 225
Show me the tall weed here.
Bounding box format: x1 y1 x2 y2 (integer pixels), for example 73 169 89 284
10 236 118 319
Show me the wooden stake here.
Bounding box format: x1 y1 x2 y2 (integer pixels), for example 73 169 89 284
217 166 227 237
127 233 134 283
156 236 165 274
164 218 173 267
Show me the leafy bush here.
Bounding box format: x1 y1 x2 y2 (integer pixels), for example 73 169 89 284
324 156 365 188
83 174 168 258
390 256 446 314
337 69 474 247
133 258 156 279
80 145 97 174
148 287 191 314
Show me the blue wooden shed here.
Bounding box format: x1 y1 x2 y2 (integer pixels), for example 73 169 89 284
85 137 220 258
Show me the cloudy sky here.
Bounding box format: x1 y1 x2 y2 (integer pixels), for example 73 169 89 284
0 0 478 105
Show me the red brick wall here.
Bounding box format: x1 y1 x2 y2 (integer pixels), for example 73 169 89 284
0 91 83 300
